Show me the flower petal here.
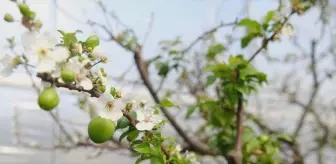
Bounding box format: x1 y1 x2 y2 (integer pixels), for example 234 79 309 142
0 55 13 67
79 77 93 90
21 31 39 48
151 115 162 124
136 122 154 131
50 47 69 62
0 67 13 77
109 108 123 121
92 46 103 57
135 110 145 121
98 92 112 105
36 59 56 72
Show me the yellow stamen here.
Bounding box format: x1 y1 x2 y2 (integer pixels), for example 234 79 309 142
105 101 114 111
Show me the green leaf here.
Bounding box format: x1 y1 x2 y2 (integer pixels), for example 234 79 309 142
185 105 197 119
205 75 217 87
119 127 136 142
277 134 292 143
86 35 100 49
263 10 276 25
156 62 170 77
238 18 261 33
27 11 36 19
242 127 256 142
57 30 66 36
127 130 139 142
63 33 77 47
241 33 260 48
131 140 143 147
119 130 131 142
117 116 130 129
207 43 226 59
160 98 175 108
135 154 152 164
169 49 179 55
18 3 31 17
134 142 151 154
245 138 260 153
150 157 163 164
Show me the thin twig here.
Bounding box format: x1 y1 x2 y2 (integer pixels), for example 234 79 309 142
248 11 295 62
181 21 237 55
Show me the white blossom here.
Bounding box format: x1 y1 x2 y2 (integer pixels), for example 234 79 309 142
65 56 93 90
0 55 20 77
21 32 69 73
92 46 104 58
183 151 200 164
135 107 161 131
281 24 294 37
96 87 123 121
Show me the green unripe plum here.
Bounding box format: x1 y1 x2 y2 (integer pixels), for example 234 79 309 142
88 117 115 144
38 88 59 111
86 35 100 49
61 69 75 83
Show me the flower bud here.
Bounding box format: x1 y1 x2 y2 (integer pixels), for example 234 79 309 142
99 68 107 77
4 13 14 22
78 56 85 62
125 102 133 111
97 85 106 93
140 100 146 108
87 47 93 52
100 56 108 63
33 19 43 30
116 91 122 98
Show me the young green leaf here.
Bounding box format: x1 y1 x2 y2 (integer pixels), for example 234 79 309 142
185 105 197 119
206 75 217 87
156 62 170 77
160 98 175 108
207 43 226 59
133 142 151 154
241 33 260 48
277 134 293 143
238 18 262 33
263 10 276 25
127 130 139 142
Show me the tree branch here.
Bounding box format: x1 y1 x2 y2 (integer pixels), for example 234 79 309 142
37 72 173 158
180 21 237 55
227 70 244 164
293 40 319 139
88 14 218 155
248 11 295 62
